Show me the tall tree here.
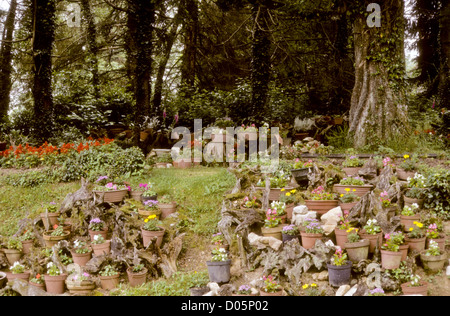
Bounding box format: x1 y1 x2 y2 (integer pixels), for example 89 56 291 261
438 0 450 108
0 0 18 121
349 0 409 148
180 0 199 89
31 0 57 143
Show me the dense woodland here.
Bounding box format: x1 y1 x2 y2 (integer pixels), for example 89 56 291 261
0 0 449 152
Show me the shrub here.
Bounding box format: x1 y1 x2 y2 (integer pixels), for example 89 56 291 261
424 169 450 220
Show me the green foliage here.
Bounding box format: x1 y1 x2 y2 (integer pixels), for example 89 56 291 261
424 169 450 220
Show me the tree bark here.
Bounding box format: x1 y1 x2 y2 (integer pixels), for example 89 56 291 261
32 0 57 143
181 0 198 89
0 0 18 121
349 0 409 148
438 0 450 108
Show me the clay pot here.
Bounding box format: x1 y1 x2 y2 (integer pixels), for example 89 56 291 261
339 202 358 213
91 240 111 256
159 202 177 219
6 271 30 283
400 214 421 232
88 228 108 241
93 189 129 203
130 190 143 202
261 225 285 241
70 250 92 267
344 239 370 263
40 212 60 230
399 244 409 261
43 231 70 248
335 228 350 249
304 200 339 216
44 274 67 294
29 280 46 292
99 274 120 290
127 267 148 287
285 204 295 220
206 260 231 284
300 231 323 249
66 280 96 295
141 227 165 248
358 231 382 253
3 248 22 266
419 252 447 273
380 250 402 269
403 196 424 209
327 261 352 287
401 281 428 296
405 236 426 253
333 184 373 197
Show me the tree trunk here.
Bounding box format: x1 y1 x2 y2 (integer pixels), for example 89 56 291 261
32 0 56 143
0 0 18 121
349 0 409 148
80 0 100 99
250 2 271 124
438 0 450 108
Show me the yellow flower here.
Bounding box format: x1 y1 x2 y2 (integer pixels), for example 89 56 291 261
144 219 149 223
345 188 350 192
340 194 344 197
286 192 291 197
281 189 285 192
415 222 423 228
290 190 297 194
352 189 356 192
346 228 354 233
302 284 309 289
311 283 317 287
409 227 413 231
404 154 409 159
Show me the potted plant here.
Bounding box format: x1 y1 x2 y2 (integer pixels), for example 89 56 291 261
333 176 373 197
367 288 386 296
43 224 70 248
93 176 129 203
400 203 420 232
420 240 447 273
260 274 283 296
241 196 262 209
300 218 324 249
341 150 364 176
129 183 152 201
3 237 23 265
66 271 95 295
405 221 426 253
281 224 300 243
29 273 45 291
304 186 339 216
327 248 352 287
401 274 428 296
358 219 382 254
138 199 162 219
155 153 172 168
206 247 231 284
335 211 354 249
380 233 403 269
233 284 254 296
99 264 120 290
344 228 370 263
261 209 284 241
379 191 398 219
127 263 148 287
211 232 228 251
279 189 298 220
91 234 111 256
141 214 165 248
141 185 158 202
6 262 30 283
404 173 426 208
338 189 360 213
425 223 445 252
270 200 287 223
158 195 177 219
255 172 292 201
302 283 322 296
189 271 210 296
44 262 67 294
70 240 92 267
39 201 60 231
389 231 408 261
291 159 313 186
88 218 108 241
396 154 418 181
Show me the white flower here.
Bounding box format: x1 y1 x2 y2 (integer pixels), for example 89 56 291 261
47 262 54 269
93 235 99 241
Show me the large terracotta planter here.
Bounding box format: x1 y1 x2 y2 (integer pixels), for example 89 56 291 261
335 228 350 249
426 237 445 252
21 240 34 255
3 249 22 266
344 239 370 263
400 214 420 232
70 250 92 267
159 202 177 219
300 231 323 249
396 168 415 181
333 184 373 197
88 228 108 242
127 267 148 287
401 282 428 296
91 240 111 256
261 225 285 241
399 244 409 261
358 231 382 253
43 231 70 248
141 227 165 248
6 271 30 283
342 167 361 177
420 252 447 273
327 260 353 287
93 189 128 203
99 274 120 290
304 200 339 216
206 260 231 284
380 250 402 269
40 212 60 230
44 274 67 294
405 236 426 253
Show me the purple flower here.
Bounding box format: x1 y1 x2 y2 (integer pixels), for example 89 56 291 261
163 111 167 119
174 114 179 123
90 218 102 224
96 176 108 182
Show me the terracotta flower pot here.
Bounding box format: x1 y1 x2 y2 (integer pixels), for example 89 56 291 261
20 240 33 255
404 196 424 209
342 167 361 177
141 227 165 248
0 272 7 289
261 225 285 241
358 231 382 253
333 184 373 197
420 252 447 273
66 280 96 295
259 289 283 296
40 212 60 230
426 237 445 252
327 260 352 287
130 190 143 202
300 231 323 249
399 244 409 261
159 202 177 219
93 189 129 203
43 231 70 248
400 214 421 232
304 200 339 216
405 236 426 253
344 239 370 263
335 228 350 249
138 209 161 220
99 274 120 290
44 274 67 294
269 188 293 201
127 267 148 287
380 250 402 269
206 260 231 284
339 202 358 213
88 228 108 241
3 249 23 266
401 281 428 296
396 168 415 181
29 280 46 292
6 271 30 283
70 250 92 267
91 240 111 256
285 203 295 220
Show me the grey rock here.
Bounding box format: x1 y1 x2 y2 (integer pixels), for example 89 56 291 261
335 285 350 296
